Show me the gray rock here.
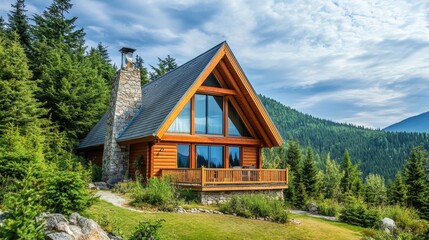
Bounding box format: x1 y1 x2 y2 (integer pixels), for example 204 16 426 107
68 225 84 239
88 183 98 190
69 212 110 240
380 217 396 233
46 232 74 240
93 182 112 190
108 232 123 240
307 203 319 214
38 213 69 231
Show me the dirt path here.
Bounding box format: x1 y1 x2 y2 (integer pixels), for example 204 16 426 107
95 190 150 213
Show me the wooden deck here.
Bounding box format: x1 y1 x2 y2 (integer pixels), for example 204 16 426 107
161 167 288 191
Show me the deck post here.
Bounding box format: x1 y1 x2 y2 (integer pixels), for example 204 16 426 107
201 167 206 187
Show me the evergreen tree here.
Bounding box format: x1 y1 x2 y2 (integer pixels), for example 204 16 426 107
32 0 85 52
390 171 407 206
7 0 31 54
404 147 428 217
340 150 354 195
321 153 341 199
88 43 115 87
0 34 44 134
293 164 307 209
302 146 318 197
149 55 177 80
0 17 5 34
37 46 109 146
364 174 386 206
286 140 301 171
134 55 149 85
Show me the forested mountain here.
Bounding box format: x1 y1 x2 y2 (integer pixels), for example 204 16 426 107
260 95 429 179
384 111 429 133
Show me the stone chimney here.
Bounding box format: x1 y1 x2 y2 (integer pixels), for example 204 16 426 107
102 47 141 183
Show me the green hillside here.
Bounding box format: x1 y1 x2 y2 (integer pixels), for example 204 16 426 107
260 95 429 179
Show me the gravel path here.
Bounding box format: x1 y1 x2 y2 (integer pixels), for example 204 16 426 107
289 210 338 222
95 190 149 213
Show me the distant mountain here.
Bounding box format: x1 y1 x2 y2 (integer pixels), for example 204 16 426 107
260 95 429 179
384 112 429 133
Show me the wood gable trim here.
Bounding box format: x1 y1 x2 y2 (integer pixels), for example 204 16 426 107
155 42 283 147
155 44 227 138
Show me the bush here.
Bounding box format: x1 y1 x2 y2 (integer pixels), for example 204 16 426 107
339 196 380 228
380 205 429 235
176 188 199 203
316 199 342 217
113 181 141 194
129 219 165 240
90 163 102 182
131 176 176 210
42 169 94 215
0 169 45 240
220 194 288 223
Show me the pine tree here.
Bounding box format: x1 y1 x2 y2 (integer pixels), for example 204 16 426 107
0 34 44 134
364 174 386 206
404 147 428 217
134 55 149 85
302 146 318 197
149 55 177 80
390 171 407 206
32 0 85 52
7 0 31 55
340 150 354 195
321 153 341 199
88 43 115 87
37 46 109 146
0 17 5 34
293 164 307 209
286 140 301 172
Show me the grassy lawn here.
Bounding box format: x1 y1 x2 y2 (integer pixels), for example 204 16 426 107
84 200 364 240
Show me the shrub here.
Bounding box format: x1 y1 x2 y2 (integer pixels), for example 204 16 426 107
129 219 165 240
316 199 342 217
380 205 429 235
42 169 94 214
176 188 199 203
339 196 380 228
90 163 102 182
131 176 176 210
220 194 288 223
114 181 141 194
0 169 45 240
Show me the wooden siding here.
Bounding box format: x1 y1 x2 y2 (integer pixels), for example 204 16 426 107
129 143 148 179
86 149 103 167
152 143 177 176
243 147 257 167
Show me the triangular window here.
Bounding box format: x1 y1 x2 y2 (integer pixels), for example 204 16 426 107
168 101 191 133
228 101 250 137
202 74 222 88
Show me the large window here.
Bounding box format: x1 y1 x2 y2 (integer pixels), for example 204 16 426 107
195 94 223 135
228 101 250 137
196 145 224 168
229 146 241 167
168 101 191 133
177 144 190 168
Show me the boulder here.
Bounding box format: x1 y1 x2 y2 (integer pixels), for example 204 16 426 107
69 212 110 240
46 232 74 240
38 213 69 231
93 182 112 190
379 217 396 233
307 203 319 214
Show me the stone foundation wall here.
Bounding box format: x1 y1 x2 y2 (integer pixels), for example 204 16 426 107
199 189 284 205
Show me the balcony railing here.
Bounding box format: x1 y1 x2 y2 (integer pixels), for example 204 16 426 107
161 167 288 191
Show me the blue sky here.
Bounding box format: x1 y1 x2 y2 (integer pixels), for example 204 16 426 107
1 0 429 129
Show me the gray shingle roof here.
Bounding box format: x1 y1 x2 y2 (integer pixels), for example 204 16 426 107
77 42 225 149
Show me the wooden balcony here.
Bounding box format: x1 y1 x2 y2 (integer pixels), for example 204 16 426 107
161 167 288 191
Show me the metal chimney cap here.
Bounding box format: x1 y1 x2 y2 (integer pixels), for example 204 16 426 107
119 47 136 54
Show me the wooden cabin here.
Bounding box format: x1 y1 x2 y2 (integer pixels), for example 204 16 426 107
77 42 288 197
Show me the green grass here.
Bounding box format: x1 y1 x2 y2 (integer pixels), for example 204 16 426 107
84 200 364 240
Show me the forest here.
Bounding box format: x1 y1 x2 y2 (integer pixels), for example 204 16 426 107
260 95 429 180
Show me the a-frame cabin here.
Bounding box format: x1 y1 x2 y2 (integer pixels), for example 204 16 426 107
78 42 288 202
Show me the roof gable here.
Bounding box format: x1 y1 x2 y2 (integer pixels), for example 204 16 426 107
78 41 283 149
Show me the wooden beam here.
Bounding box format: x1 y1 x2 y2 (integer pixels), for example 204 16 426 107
196 86 236 96
162 135 261 146
218 60 272 146
156 44 227 138
117 135 157 145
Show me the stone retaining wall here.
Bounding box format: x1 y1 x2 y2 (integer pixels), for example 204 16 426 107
199 189 284 205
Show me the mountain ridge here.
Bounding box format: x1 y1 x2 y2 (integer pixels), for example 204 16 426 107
384 111 429 133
